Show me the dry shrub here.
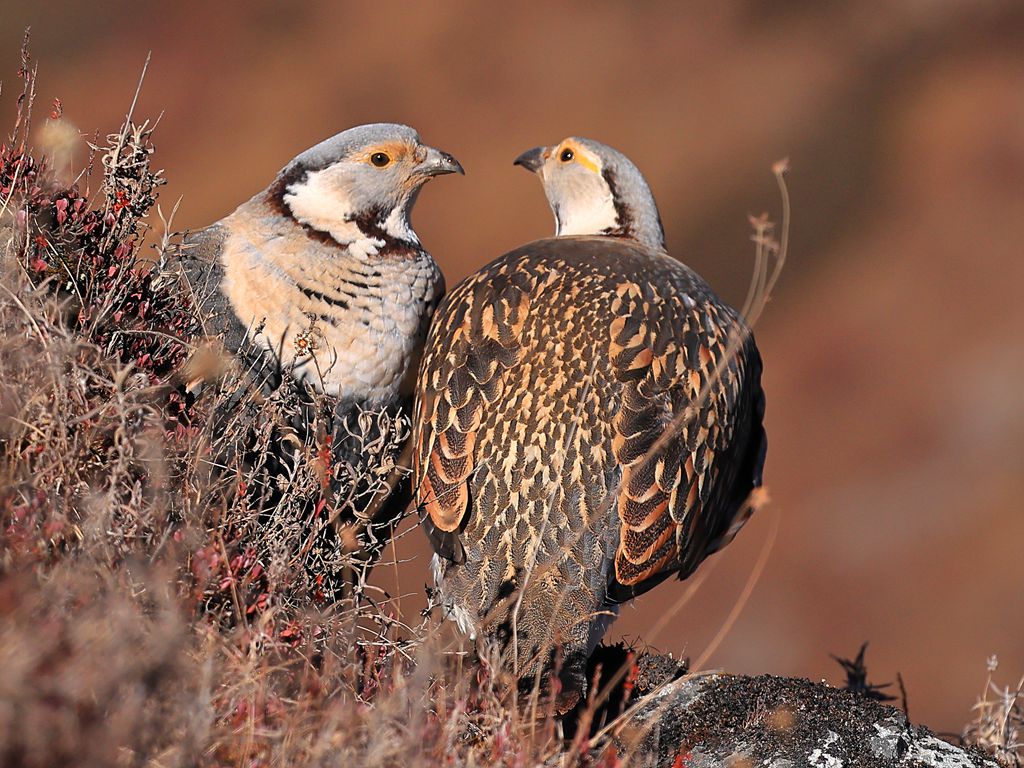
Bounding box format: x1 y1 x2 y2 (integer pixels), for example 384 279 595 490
0 564 189 767
964 657 1024 767
0 39 596 768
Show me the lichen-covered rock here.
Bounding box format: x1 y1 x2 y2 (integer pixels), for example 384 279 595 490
607 673 997 768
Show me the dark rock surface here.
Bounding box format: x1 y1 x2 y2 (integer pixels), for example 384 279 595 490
607 671 997 767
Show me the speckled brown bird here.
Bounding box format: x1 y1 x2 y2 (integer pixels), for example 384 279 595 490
413 137 766 707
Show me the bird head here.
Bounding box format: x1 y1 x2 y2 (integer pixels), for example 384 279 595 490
271 123 463 252
514 137 665 252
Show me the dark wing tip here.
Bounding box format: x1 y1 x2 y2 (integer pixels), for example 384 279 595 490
418 503 465 564
746 338 768 488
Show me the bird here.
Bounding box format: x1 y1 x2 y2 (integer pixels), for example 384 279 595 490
413 136 766 709
179 123 463 405
177 124 462 592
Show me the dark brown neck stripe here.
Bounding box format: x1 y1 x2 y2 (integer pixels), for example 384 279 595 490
268 168 423 258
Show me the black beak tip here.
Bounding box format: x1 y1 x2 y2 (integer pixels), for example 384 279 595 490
513 147 545 172
424 149 464 177
442 151 465 176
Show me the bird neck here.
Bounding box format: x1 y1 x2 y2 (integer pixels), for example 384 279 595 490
550 168 667 252
554 190 621 241
599 167 666 252
267 166 422 260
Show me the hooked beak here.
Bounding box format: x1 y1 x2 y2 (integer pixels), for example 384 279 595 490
418 146 464 177
513 146 547 173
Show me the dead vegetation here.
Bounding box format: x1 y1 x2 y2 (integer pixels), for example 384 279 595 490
0 38 593 768
963 657 1024 768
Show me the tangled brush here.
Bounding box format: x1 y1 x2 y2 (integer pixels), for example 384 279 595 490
0 38 591 768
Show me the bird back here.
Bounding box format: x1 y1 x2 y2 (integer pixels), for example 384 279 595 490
415 236 766 629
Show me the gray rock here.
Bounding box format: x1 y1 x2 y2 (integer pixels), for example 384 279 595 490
604 672 996 768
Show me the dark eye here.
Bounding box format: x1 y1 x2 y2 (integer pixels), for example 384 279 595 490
370 152 391 167
560 148 574 162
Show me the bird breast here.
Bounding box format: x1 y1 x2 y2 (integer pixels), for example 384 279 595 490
219 217 441 403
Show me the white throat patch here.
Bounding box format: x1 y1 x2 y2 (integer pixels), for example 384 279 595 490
282 167 417 259
554 190 619 237
382 201 418 244
546 168 620 238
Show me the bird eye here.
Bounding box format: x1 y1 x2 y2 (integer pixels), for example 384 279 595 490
560 148 575 162
370 152 391 167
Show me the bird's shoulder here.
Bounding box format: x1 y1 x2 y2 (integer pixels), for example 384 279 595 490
436 236 725 320
175 223 230 293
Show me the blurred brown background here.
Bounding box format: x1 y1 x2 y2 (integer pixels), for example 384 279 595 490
3 0 1021 734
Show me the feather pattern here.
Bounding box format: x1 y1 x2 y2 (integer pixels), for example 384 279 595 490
414 235 766 660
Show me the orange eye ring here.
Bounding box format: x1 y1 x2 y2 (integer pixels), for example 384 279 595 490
370 152 391 167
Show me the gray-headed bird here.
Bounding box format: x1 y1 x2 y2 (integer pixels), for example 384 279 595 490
414 137 766 708
178 124 462 590
181 123 462 405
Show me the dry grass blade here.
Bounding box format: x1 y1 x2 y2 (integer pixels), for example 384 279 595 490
964 657 1024 767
